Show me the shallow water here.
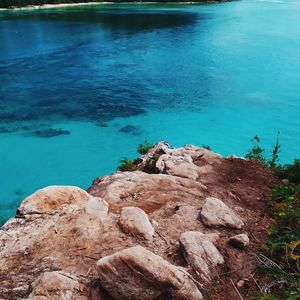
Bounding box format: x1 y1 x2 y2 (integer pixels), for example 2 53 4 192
1 0 300 224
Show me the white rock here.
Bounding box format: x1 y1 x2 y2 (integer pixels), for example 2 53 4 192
19 186 94 215
96 245 203 300
156 154 200 180
229 233 250 249
200 197 244 229
119 207 155 241
179 231 224 281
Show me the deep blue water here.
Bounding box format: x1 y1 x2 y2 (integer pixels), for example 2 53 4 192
0 0 300 224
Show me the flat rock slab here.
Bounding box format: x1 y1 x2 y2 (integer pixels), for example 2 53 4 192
118 206 155 241
179 231 224 281
200 197 244 229
88 171 206 213
96 245 203 300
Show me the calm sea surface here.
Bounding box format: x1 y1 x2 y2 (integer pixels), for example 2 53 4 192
0 0 300 224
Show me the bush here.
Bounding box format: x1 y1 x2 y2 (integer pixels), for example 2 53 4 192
274 159 300 185
245 135 267 165
258 183 300 299
117 158 139 172
245 134 300 299
137 141 154 155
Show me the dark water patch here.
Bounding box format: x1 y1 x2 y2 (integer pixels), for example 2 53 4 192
119 125 140 135
34 128 70 138
14 189 25 197
96 123 108 128
0 126 13 133
0 8 199 34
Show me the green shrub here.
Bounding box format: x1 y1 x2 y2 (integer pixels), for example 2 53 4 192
137 141 154 155
143 154 160 174
117 158 139 172
274 159 300 185
202 144 212 150
245 135 267 165
254 183 300 299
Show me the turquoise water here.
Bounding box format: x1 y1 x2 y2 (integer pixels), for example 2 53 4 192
1 0 300 224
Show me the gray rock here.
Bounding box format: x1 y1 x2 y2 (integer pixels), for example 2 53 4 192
96 245 203 300
119 206 155 241
200 197 244 229
179 231 224 281
229 233 250 249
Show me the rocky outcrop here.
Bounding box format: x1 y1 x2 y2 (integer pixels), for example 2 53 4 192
200 197 244 229
0 142 278 300
96 245 203 300
88 171 206 213
118 207 154 241
179 231 224 281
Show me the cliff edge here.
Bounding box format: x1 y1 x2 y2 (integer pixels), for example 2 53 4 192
0 142 278 299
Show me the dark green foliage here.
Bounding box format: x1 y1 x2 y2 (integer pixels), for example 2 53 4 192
245 135 267 165
117 141 159 173
269 132 281 171
256 184 300 299
0 0 100 8
0 0 224 8
274 159 300 185
143 153 160 174
245 134 300 298
117 158 139 172
137 141 154 155
202 144 212 150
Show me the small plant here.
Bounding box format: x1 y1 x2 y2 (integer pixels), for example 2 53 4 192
269 132 281 171
274 159 300 185
202 144 212 150
143 154 161 174
117 158 139 172
245 135 266 165
137 141 154 155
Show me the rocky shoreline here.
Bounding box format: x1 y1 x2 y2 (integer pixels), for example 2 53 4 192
0 142 278 299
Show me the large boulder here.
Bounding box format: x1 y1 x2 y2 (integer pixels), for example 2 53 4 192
88 171 206 213
118 206 155 241
96 245 203 300
200 197 244 229
18 186 101 216
179 231 224 281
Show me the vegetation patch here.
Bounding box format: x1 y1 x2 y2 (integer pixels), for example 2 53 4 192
246 134 300 299
117 141 160 173
117 158 140 172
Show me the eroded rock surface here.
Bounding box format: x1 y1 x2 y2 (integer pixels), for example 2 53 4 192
96 245 203 300
200 197 244 229
0 142 279 300
88 171 206 213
